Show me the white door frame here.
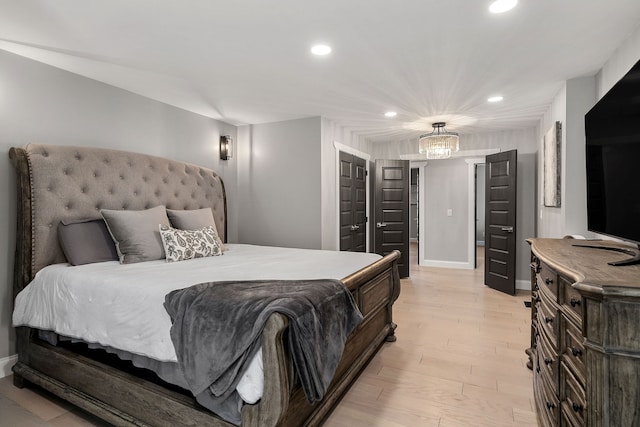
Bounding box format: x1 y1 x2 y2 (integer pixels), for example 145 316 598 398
465 158 486 270
409 161 427 266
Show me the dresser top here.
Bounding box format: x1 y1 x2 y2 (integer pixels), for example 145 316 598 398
529 238 640 296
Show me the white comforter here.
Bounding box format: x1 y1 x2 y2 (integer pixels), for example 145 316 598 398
13 244 380 402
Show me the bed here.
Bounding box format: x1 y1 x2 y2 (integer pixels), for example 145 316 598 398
9 144 401 427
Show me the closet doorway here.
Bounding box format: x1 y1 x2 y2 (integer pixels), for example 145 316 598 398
410 168 419 243
475 164 486 269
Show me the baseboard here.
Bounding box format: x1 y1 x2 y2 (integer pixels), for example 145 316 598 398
516 279 531 291
0 354 17 378
421 259 474 270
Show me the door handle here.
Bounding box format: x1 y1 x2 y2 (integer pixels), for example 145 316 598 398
376 222 387 228
350 224 360 231
501 226 514 233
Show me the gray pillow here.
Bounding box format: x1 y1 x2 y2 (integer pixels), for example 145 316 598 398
101 205 171 264
58 219 119 266
167 208 216 230
167 208 224 251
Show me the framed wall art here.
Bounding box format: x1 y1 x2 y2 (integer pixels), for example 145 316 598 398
543 121 562 207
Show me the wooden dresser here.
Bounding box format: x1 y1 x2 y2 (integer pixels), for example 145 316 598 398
528 238 640 427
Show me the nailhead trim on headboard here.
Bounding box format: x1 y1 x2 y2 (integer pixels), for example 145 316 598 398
24 144 227 274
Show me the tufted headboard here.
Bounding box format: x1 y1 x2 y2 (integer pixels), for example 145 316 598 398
9 144 227 292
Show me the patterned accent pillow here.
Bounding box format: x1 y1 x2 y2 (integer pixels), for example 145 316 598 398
159 225 223 262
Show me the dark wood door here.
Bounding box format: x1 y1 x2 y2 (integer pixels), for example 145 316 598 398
339 151 367 252
374 159 409 278
484 150 517 295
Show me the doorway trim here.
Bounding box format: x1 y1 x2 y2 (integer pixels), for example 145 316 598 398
409 161 427 266
405 149 500 270
465 158 485 270
334 141 371 252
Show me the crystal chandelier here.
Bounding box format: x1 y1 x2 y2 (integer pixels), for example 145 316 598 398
419 122 459 159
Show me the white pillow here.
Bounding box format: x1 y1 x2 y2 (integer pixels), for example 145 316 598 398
159 225 223 262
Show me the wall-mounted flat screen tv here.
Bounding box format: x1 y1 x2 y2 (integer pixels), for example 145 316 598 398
584 58 640 265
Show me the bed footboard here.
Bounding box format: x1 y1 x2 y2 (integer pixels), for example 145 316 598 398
243 250 401 426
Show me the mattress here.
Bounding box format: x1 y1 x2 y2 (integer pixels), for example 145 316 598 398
13 244 381 403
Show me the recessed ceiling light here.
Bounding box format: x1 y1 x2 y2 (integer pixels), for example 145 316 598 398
488 96 504 103
384 111 397 117
489 0 517 14
311 44 332 56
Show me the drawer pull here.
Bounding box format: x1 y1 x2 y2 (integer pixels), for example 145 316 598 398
544 316 553 324
544 358 553 366
571 347 583 357
545 278 553 285
546 402 556 410
572 402 583 413
570 297 581 307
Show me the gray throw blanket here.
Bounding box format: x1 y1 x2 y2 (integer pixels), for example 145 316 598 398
164 279 363 425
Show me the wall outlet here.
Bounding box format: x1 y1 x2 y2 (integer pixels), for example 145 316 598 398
447 209 453 217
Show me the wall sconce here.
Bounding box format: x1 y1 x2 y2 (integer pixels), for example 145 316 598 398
220 135 233 160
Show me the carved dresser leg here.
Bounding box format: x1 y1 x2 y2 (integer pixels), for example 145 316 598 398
13 373 25 389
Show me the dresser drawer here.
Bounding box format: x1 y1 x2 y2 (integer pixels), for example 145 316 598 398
561 276 583 320
538 329 559 390
534 353 554 427
538 262 559 301
538 363 560 427
562 405 584 427
562 316 586 384
560 361 586 426
538 288 559 348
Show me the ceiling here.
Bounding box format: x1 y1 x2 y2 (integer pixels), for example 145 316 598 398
2 0 640 143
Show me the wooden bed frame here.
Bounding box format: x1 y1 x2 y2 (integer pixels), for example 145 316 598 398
9 144 401 427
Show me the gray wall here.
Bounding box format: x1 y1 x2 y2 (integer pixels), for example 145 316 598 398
537 23 640 239
537 84 566 238
537 77 596 238
597 25 640 100
423 158 469 263
564 77 596 236
420 153 535 284
237 117 322 249
0 49 238 361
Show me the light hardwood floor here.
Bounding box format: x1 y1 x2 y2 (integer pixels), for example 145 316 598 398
0 244 536 426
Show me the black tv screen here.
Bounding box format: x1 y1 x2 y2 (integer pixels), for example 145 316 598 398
585 58 640 246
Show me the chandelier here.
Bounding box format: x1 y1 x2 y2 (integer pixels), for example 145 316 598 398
419 122 459 159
